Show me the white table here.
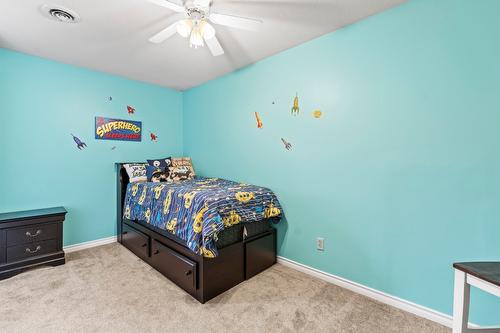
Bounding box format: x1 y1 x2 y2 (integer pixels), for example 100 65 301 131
453 262 500 333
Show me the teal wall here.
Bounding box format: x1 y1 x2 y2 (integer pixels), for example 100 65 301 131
0 48 183 246
183 0 500 325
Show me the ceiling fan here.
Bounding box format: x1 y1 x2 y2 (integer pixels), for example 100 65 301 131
148 0 262 56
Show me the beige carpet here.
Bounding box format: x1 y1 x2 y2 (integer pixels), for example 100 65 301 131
0 243 449 333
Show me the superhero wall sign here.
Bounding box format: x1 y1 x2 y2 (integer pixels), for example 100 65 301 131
95 117 142 142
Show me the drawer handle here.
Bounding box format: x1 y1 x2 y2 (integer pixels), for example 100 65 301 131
153 249 160 255
141 243 147 248
122 231 128 235
26 230 42 238
185 270 192 276
25 245 42 254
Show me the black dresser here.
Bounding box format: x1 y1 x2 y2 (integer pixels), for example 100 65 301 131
0 207 67 280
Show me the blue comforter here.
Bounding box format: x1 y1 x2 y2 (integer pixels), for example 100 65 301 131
123 177 282 257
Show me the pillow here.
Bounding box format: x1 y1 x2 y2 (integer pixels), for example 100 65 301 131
146 165 170 183
147 157 172 169
123 163 147 183
168 157 195 182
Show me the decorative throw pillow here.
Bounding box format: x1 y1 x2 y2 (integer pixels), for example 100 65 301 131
123 163 147 183
146 165 170 183
168 157 196 182
147 157 172 169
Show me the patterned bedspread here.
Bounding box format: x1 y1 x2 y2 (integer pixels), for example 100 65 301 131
123 177 282 257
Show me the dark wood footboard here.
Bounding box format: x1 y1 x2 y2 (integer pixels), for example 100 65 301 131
115 163 277 303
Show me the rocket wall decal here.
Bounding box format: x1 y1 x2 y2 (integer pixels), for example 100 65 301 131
281 138 292 150
291 94 300 116
255 112 263 129
71 134 87 150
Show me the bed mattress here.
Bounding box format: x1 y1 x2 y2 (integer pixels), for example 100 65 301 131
133 218 274 250
123 177 282 257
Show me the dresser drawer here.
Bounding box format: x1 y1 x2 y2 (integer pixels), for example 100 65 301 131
6 223 58 246
6 239 58 263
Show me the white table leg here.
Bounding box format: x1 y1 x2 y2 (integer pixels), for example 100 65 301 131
453 269 471 333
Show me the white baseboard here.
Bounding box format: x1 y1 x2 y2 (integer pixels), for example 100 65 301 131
277 256 481 329
63 235 117 253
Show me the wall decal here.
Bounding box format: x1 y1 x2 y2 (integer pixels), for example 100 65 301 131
71 134 87 150
95 117 142 141
291 93 300 116
150 132 158 141
127 105 135 114
272 101 276 105
107 96 113 101
313 110 322 118
281 138 292 151
254 112 263 129
111 146 117 150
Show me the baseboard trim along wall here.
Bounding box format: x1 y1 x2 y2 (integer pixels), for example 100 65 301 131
61 236 478 329
63 235 117 253
277 256 480 329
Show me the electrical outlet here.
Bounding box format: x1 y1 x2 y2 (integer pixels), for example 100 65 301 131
316 237 325 251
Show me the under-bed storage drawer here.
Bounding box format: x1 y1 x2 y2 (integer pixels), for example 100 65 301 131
245 230 276 279
122 223 149 261
151 239 197 295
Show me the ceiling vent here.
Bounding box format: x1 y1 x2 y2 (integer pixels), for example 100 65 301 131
40 4 80 23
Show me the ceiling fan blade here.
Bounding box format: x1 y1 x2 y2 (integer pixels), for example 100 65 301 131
149 21 180 43
209 13 262 31
149 0 185 13
225 0 318 5
193 0 211 7
205 36 224 56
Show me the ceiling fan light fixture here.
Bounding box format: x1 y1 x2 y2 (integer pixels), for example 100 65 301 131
176 19 192 38
149 0 262 56
189 26 204 48
200 21 215 40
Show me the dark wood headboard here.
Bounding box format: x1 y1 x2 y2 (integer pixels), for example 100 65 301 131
115 162 142 243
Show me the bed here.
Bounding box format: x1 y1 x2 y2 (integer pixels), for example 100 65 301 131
116 162 282 303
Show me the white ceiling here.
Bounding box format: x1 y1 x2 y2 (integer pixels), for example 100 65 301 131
0 0 405 91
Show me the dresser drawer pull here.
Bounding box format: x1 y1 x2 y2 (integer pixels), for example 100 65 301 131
25 245 42 254
25 230 42 238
